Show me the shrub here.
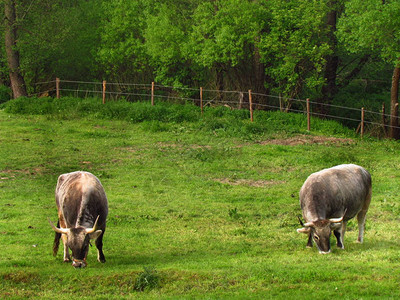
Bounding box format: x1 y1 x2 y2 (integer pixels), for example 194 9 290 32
1 96 357 139
0 85 11 104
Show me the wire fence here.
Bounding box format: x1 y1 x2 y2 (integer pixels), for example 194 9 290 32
32 78 398 138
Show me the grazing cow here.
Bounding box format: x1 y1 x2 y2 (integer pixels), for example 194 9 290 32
297 164 371 254
48 171 108 268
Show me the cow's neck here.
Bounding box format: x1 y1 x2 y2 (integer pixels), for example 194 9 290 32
76 211 96 228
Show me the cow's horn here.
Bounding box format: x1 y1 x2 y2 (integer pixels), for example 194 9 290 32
297 216 305 227
48 218 69 234
329 209 347 223
329 216 344 223
304 222 314 227
86 215 100 234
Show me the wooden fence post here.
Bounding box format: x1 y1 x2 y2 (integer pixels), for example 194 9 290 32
102 80 106 104
382 102 387 136
200 87 203 115
306 98 310 131
361 107 365 138
239 92 244 109
151 81 155 106
249 89 253 122
56 78 60 99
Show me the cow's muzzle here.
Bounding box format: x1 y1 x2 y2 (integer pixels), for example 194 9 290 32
72 259 87 268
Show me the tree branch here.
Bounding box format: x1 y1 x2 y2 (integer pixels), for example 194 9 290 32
338 54 371 89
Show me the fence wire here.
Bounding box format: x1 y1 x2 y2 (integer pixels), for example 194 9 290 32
34 79 400 135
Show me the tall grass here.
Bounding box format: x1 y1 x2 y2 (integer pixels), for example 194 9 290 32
2 96 355 139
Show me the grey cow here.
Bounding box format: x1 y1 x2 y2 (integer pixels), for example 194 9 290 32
48 171 108 268
297 164 371 254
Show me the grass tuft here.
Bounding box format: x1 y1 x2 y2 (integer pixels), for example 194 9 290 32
134 267 161 292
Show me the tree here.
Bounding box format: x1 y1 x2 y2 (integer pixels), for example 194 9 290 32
97 0 151 84
188 0 268 98
19 1 104 87
337 0 400 138
145 0 200 88
4 0 27 98
258 0 331 106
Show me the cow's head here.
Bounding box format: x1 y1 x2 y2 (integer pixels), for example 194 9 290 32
297 216 343 254
48 216 102 268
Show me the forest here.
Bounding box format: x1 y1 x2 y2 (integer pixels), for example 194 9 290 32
1 0 400 136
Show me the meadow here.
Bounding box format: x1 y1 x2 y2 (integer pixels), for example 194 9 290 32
1 97 400 299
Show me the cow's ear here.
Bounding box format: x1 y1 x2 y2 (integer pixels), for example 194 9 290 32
89 230 102 240
297 227 310 234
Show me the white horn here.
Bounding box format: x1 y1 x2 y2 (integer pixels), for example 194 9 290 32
48 218 69 234
303 222 314 227
329 216 343 223
297 227 311 234
85 215 100 234
329 209 347 223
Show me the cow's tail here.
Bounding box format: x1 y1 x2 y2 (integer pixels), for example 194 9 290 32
53 219 61 256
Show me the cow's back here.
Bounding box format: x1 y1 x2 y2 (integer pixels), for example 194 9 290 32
300 164 371 221
55 171 108 228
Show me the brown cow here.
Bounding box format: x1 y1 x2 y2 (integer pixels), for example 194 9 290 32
48 171 108 268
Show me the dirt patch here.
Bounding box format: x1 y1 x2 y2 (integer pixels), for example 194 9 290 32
156 142 212 150
260 135 354 146
215 178 285 187
0 167 44 180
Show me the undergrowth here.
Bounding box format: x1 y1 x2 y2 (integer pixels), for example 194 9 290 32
1 96 356 139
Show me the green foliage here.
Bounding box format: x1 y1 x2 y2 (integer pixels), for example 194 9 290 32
0 85 11 104
189 0 265 67
259 0 331 98
145 1 200 87
2 96 355 139
18 1 104 88
98 0 151 81
3 0 396 110
337 0 400 66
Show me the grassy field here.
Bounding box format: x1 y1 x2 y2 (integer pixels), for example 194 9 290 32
1 98 400 299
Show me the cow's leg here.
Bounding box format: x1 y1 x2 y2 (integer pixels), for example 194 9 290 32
53 220 61 256
95 230 106 263
306 232 313 248
334 221 347 249
61 234 70 262
357 213 366 243
357 190 372 243
58 216 70 262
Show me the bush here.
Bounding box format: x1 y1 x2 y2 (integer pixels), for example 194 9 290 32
0 85 11 104
1 96 357 139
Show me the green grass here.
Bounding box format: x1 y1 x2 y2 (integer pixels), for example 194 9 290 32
1 97 400 299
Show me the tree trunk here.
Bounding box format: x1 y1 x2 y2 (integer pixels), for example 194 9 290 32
215 65 224 102
252 45 269 105
316 1 338 115
390 65 400 139
4 0 27 98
